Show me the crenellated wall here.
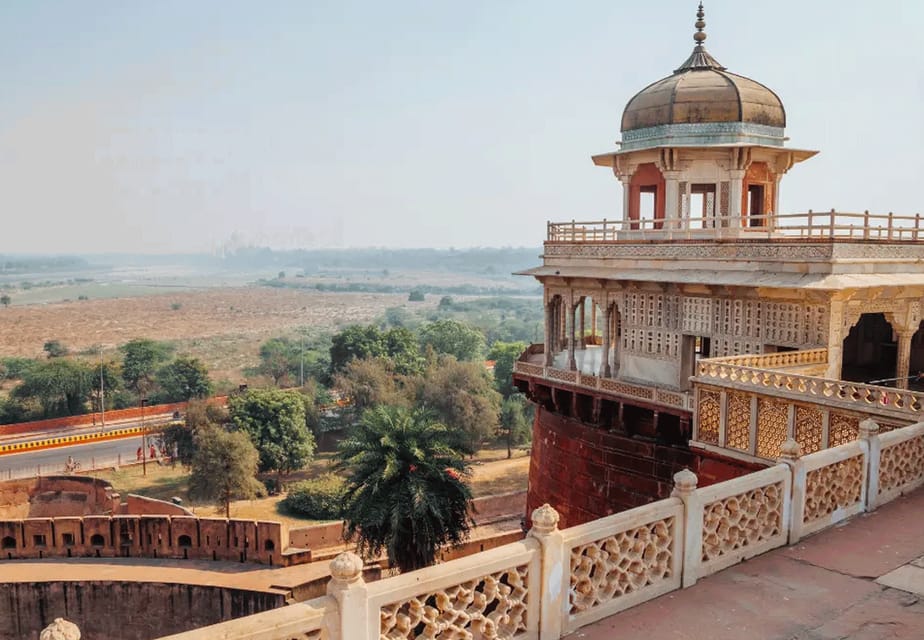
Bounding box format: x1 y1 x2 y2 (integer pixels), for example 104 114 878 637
527 406 761 528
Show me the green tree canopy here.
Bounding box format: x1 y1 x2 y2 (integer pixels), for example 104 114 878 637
120 338 173 397
498 394 533 459
229 388 316 483
13 359 92 416
487 341 527 398
418 319 485 362
333 357 407 413
415 356 501 453
42 340 68 358
188 425 264 518
156 356 212 402
337 406 473 573
0 294 10 308
330 324 422 375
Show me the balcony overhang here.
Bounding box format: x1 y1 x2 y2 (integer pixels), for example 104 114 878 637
591 143 818 168
517 264 924 291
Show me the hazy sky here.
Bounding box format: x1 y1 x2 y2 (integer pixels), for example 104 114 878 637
1 1 922 254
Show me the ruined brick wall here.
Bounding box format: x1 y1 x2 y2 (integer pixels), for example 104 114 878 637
0 476 118 519
527 407 760 528
0 581 285 640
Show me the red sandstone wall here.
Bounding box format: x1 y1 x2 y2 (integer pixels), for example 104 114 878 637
0 581 285 640
527 407 761 528
0 476 118 519
124 494 193 516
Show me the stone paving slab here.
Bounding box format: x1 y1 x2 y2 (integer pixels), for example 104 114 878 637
878 563 924 598
573 490 924 639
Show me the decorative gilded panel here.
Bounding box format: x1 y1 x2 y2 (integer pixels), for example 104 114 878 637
570 517 674 615
878 435 924 496
726 392 751 451
794 406 824 455
380 565 529 639
803 456 864 523
756 398 789 459
701 482 784 563
697 390 720 445
828 414 859 447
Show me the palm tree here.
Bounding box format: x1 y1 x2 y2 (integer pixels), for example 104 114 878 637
337 405 473 573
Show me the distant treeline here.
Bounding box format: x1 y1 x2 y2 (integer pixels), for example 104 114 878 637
260 279 541 296
0 255 89 274
222 246 541 275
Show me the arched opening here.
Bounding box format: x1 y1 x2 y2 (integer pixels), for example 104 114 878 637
841 313 897 384
263 540 275 552
909 321 924 390
90 534 105 547
1 536 15 550
178 535 192 548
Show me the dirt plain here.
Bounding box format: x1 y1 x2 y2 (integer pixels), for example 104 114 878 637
0 287 433 383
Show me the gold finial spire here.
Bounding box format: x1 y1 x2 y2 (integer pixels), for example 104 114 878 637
694 3 707 45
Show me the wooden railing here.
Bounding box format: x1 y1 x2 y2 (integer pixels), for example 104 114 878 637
156 418 924 640
547 210 924 243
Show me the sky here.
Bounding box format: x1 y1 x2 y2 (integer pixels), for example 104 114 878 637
0 1 922 254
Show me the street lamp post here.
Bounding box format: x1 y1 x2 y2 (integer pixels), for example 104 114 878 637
99 347 105 436
140 398 148 476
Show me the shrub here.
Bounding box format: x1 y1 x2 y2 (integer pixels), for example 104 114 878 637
408 289 425 302
280 473 346 520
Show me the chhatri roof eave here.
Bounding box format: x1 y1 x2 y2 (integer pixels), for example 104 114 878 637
591 144 819 168
516 265 924 291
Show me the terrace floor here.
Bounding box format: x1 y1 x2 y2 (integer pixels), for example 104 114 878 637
575 488 924 639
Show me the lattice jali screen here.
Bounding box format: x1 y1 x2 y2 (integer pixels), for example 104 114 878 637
829 414 859 447
380 565 530 639
756 397 789 458
794 406 824 455
569 517 675 615
701 482 784 564
878 434 924 498
696 390 721 445
726 392 751 451
682 297 712 335
803 455 864 524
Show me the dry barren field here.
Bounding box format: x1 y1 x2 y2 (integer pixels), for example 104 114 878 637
0 287 431 383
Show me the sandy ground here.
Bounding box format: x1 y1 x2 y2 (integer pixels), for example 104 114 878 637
0 287 431 382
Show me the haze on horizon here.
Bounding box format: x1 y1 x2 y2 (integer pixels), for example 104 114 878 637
0 1 921 255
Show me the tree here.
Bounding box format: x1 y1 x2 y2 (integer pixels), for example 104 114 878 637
0 294 9 308
258 337 299 386
487 341 527 398
156 357 212 402
498 394 533 459
161 399 229 468
337 406 473 573
120 338 172 397
408 289 425 302
229 388 316 486
329 324 421 375
89 360 121 413
438 296 453 310
415 356 502 453
418 319 486 362
333 357 406 413
13 359 92 416
43 340 69 358
188 425 264 518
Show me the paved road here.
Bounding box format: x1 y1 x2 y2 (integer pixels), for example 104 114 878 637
0 432 163 479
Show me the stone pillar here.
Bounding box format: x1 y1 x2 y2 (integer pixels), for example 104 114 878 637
599 304 612 378
671 469 701 588
896 330 915 389
728 170 746 228
40 619 80 640
544 299 554 367
591 301 597 341
567 300 577 371
529 503 564 640
825 300 846 380
772 176 782 228
663 172 681 228
620 177 632 223
579 298 586 349
860 419 882 510
778 439 805 543
327 552 372 640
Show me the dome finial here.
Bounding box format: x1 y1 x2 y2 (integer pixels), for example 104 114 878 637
694 3 707 46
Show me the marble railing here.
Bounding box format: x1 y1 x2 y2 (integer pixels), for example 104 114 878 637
701 348 828 371
156 419 923 640
547 210 924 243
513 361 693 411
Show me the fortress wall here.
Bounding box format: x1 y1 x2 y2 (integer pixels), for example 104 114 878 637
0 514 286 565
527 406 761 528
0 581 285 640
